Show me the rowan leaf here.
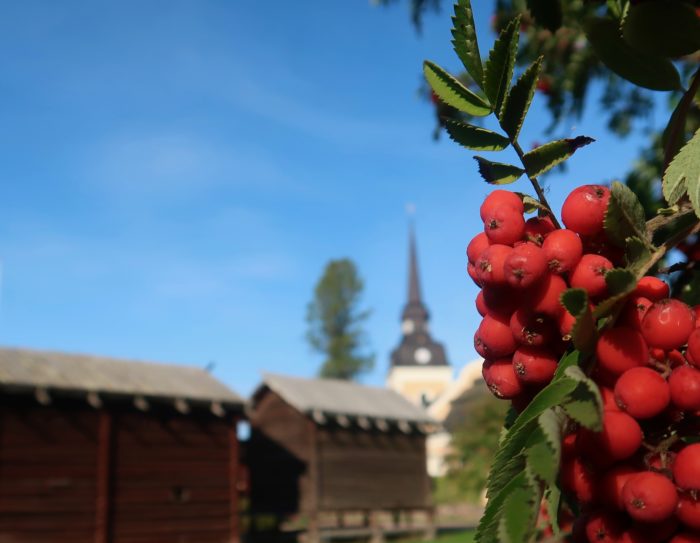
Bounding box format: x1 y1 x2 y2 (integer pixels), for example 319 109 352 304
473 157 525 185
622 1 700 58
561 367 603 431
497 480 541 543
625 236 652 274
554 349 583 380
545 485 562 535
483 16 520 116
604 181 648 247
525 409 563 486
560 288 597 352
522 137 595 177
477 470 528 543
663 128 700 217
593 268 637 319
423 61 492 116
500 57 543 140
451 0 484 87
444 119 510 151
526 0 562 33
585 17 682 91
516 192 548 214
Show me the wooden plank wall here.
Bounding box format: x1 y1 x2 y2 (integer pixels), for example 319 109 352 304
0 405 99 543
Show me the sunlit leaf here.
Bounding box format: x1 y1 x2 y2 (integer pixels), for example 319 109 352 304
423 60 492 116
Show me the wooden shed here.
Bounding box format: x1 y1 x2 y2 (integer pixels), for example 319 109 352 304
248 373 437 542
0 347 245 543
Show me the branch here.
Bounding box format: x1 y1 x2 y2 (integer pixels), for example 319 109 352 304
642 221 700 277
645 202 695 236
659 260 700 275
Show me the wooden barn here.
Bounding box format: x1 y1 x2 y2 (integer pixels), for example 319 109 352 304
248 373 437 543
0 347 245 543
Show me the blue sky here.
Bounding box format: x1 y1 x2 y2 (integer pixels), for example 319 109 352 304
0 1 663 397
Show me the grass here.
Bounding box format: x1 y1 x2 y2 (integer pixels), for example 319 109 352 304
402 530 475 543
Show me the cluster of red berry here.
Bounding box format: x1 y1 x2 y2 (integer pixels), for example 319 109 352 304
468 186 700 542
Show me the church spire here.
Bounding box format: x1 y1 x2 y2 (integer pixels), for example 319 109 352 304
402 223 429 325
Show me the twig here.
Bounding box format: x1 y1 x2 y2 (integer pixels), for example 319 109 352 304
659 260 700 275
642 221 700 277
645 202 694 236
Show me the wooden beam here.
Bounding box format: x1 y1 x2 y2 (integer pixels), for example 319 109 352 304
34 387 51 405
95 411 112 543
133 396 149 411
87 392 102 409
228 419 240 543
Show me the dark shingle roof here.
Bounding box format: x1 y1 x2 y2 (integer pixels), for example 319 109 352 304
256 373 435 427
0 347 243 407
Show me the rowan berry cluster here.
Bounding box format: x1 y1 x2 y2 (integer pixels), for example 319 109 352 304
468 185 700 542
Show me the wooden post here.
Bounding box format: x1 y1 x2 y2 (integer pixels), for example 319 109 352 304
369 510 385 543
423 508 437 541
95 411 112 543
306 420 320 543
229 418 240 543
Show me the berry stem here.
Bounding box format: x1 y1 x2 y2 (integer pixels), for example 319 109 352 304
510 139 562 229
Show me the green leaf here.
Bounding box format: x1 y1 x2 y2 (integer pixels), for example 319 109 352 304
625 236 652 274
497 481 540 543
560 288 597 352
522 137 595 177
593 268 637 319
444 119 510 151
585 17 682 91
663 128 700 217
526 0 562 33
545 486 561 535
500 57 543 140
516 192 547 214
622 1 700 58
477 470 528 543
604 181 649 247
553 350 583 380
451 0 484 88
561 367 603 431
525 409 563 486
473 157 525 185
483 16 520 116
423 61 492 116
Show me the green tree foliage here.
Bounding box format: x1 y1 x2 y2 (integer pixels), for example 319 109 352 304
306 259 374 380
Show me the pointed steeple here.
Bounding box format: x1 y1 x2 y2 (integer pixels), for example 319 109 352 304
390 222 448 369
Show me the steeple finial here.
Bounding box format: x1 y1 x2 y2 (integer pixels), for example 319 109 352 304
408 222 422 305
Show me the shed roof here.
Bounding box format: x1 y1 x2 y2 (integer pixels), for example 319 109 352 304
0 347 243 408
256 373 435 427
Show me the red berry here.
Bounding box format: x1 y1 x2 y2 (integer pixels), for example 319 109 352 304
688 328 700 366
596 327 648 376
620 296 652 330
642 299 696 350
669 365 700 411
634 276 670 302
570 254 614 299
467 232 491 264
524 215 555 245
584 512 625 543
542 229 583 274
483 205 526 245
475 313 517 358
579 410 643 465
673 443 700 491
561 456 595 503
503 242 547 289
475 244 512 286
677 494 700 531
512 346 558 386
482 358 522 399
614 367 670 419
596 465 637 510
530 273 567 318
672 533 700 543
479 190 524 221
510 309 555 346
600 386 620 412
561 184 610 236
621 471 678 522
481 284 520 317
475 290 487 316
467 262 481 286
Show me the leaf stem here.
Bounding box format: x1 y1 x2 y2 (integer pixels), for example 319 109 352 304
510 139 562 228
664 65 700 172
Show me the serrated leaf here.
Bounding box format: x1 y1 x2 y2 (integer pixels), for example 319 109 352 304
604 181 648 247
522 137 595 177
585 17 682 91
560 288 597 352
525 409 563 486
553 350 583 380
451 0 484 88
526 0 562 33
483 16 520 116
516 192 547 214
500 57 543 140
545 486 561 535
562 367 603 431
663 128 700 216
625 236 652 273
423 61 492 116
477 470 528 543
444 119 510 151
497 481 540 543
593 268 637 319
622 1 700 58
474 156 525 185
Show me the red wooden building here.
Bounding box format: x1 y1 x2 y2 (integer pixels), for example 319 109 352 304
0 347 245 543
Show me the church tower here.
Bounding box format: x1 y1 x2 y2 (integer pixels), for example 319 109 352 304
386 225 453 408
